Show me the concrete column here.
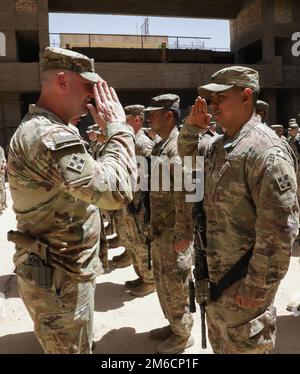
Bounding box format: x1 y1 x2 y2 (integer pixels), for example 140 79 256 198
0 93 22 148
262 0 275 62
38 0 49 52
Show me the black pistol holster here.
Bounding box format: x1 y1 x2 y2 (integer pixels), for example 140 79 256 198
7 230 53 289
28 253 53 289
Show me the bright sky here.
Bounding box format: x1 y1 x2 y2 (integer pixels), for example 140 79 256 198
49 13 230 50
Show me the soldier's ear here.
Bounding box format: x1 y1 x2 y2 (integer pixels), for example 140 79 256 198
241 88 252 105
57 72 67 89
166 110 174 122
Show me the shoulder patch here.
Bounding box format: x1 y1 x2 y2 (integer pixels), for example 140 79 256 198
67 154 86 174
276 174 292 192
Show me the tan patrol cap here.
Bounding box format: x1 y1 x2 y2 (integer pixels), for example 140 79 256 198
40 47 101 84
124 105 145 116
144 94 180 112
198 66 260 98
270 124 283 130
256 100 269 111
288 119 298 129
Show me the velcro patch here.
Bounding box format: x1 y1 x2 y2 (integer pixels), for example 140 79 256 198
67 154 86 173
52 133 79 146
276 174 292 192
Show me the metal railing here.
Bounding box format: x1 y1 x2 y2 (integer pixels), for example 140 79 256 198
49 33 230 52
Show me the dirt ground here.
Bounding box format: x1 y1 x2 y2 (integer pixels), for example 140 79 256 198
0 185 300 354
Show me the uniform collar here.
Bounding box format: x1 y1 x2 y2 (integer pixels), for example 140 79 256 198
222 111 260 152
28 104 66 125
159 126 178 148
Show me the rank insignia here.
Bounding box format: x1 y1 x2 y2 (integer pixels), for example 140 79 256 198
276 174 292 192
67 154 86 173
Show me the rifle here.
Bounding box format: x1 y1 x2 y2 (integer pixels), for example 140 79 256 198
189 201 209 349
142 190 152 271
189 202 254 349
127 153 152 271
128 197 152 271
109 211 115 235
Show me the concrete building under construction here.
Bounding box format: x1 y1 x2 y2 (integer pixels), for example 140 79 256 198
0 0 300 148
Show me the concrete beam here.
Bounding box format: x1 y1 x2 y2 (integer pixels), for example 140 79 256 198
48 0 242 19
1 60 297 93
94 61 287 90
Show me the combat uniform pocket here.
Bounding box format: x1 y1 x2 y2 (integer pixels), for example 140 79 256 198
226 305 276 353
37 304 91 354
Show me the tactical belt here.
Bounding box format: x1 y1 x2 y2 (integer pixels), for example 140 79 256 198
210 247 254 302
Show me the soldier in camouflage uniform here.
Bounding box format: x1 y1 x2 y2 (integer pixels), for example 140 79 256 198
7 47 136 354
286 118 300 313
0 145 7 214
255 100 269 125
270 124 285 139
145 94 194 354
287 119 300 153
86 124 106 159
113 105 155 296
85 125 110 271
178 66 299 353
87 125 122 261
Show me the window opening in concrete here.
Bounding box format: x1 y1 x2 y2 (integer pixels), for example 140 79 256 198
0 32 6 56
16 30 39 62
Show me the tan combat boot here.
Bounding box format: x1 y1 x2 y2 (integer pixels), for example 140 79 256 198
112 249 128 262
156 334 194 354
107 233 120 249
125 277 143 289
113 250 132 268
129 282 155 297
149 325 172 341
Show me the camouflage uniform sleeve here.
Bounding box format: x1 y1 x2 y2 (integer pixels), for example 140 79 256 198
239 147 299 300
173 186 194 241
170 150 194 241
39 122 137 210
178 123 213 162
0 147 6 169
136 133 155 157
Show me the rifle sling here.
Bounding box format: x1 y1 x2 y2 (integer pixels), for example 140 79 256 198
210 247 254 302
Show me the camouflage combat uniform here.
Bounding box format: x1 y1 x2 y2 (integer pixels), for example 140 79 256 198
115 128 155 286
150 125 194 340
8 102 136 354
288 128 300 200
88 136 109 271
178 112 299 353
0 146 7 214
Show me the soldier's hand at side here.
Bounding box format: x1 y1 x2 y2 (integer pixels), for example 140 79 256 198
186 97 212 129
235 293 263 308
173 239 191 253
87 80 126 131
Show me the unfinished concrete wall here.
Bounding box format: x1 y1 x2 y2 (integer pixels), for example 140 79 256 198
230 0 262 51
0 0 48 148
274 0 292 24
0 93 22 148
60 34 168 49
